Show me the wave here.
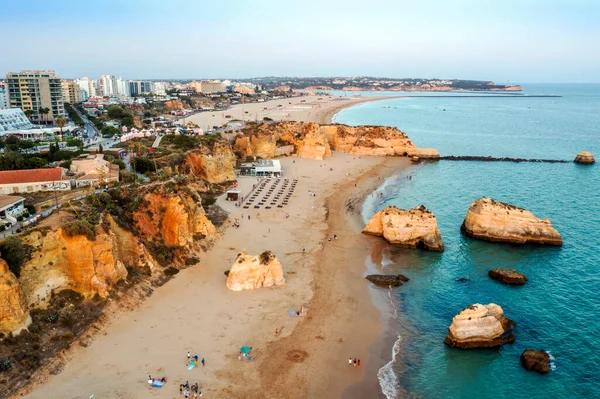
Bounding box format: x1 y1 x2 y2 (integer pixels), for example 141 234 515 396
378 333 402 399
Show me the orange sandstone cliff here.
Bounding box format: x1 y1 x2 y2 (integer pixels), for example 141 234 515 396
185 142 237 184
0 259 31 334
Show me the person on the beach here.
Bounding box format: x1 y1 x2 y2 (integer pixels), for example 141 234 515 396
148 375 153 384
358 359 361 367
334 234 338 240
201 358 205 367
248 215 250 220
275 328 279 336
354 358 357 367
348 357 352 366
187 352 191 361
180 384 183 395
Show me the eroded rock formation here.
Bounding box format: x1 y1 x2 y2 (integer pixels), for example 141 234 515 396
233 121 438 160
461 198 562 246
488 269 528 285
521 349 551 373
444 303 516 349
134 193 217 248
185 142 236 184
0 260 31 334
365 274 409 287
574 151 595 164
363 205 444 252
226 250 285 291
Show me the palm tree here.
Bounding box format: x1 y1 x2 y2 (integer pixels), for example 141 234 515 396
55 116 67 134
39 108 50 125
24 109 35 121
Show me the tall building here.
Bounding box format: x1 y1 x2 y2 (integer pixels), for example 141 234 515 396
74 77 96 98
5 70 65 123
0 81 8 109
152 81 166 95
116 77 129 97
99 75 117 97
190 80 226 94
128 80 152 96
61 80 82 104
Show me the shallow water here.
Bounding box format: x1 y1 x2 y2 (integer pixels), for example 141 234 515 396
337 84 600 399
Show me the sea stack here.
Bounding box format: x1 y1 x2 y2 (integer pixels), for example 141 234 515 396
226 250 285 291
521 349 551 373
461 198 562 246
488 269 528 285
444 303 515 348
365 274 409 287
574 151 595 164
363 205 444 252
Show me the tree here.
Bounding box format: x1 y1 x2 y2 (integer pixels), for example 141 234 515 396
121 116 134 128
98 143 103 153
107 105 126 119
133 157 155 174
0 237 32 277
39 107 50 125
55 116 67 134
24 109 35 121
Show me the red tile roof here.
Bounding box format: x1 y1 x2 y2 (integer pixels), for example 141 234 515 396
0 168 64 185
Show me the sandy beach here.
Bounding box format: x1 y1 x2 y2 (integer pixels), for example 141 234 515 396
17 96 408 399
185 94 395 127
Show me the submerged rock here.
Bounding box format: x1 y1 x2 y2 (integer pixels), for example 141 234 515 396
574 151 595 164
461 197 562 246
226 250 285 291
521 349 551 373
488 269 528 285
363 205 444 252
444 303 516 349
365 274 409 287
0 260 31 334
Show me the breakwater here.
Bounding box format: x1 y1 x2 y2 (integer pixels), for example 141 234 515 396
438 155 569 163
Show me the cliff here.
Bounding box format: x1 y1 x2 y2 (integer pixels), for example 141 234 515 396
363 205 444 252
233 121 438 160
0 259 31 334
185 142 237 184
133 193 217 248
444 303 516 348
18 215 157 307
226 250 285 291
163 99 189 110
461 198 562 246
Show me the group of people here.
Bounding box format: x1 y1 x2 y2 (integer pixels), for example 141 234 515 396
187 352 205 368
147 375 167 384
327 234 338 242
348 358 361 368
179 381 203 398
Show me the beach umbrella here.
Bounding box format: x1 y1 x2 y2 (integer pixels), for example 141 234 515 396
240 346 251 354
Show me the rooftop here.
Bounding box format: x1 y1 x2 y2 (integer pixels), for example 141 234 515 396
0 195 24 209
0 168 64 185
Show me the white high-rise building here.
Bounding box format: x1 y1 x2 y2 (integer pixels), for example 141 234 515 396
99 75 118 97
152 82 167 96
75 77 97 98
0 81 8 109
116 77 129 97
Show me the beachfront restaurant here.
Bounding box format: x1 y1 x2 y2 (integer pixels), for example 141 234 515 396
239 159 282 177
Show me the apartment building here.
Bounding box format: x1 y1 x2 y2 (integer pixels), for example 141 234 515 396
190 80 226 94
75 77 97 98
5 70 65 123
61 80 82 104
128 80 152 96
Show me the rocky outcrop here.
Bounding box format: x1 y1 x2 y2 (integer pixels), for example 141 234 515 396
574 151 595 164
0 260 31 334
163 99 189 110
521 349 551 373
134 193 216 248
366 274 409 287
233 122 438 161
226 250 285 291
185 142 236 184
488 269 528 285
18 215 158 306
363 205 444 252
461 198 562 246
444 303 516 349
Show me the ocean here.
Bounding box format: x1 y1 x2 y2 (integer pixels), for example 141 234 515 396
334 84 600 399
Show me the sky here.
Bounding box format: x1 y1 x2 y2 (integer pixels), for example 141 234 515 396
1 0 599 83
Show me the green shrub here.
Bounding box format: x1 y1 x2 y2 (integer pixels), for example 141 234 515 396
61 220 96 240
164 267 180 276
185 256 199 266
0 237 32 277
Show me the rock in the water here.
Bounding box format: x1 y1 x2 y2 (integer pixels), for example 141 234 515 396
444 303 516 349
521 349 551 373
461 197 562 246
363 205 444 252
0 259 31 334
226 250 285 291
488 269 528 285
574 151 595 164
366 274 409 287
455 277 470 283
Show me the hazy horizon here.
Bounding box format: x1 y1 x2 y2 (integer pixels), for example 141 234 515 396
2 0 599 83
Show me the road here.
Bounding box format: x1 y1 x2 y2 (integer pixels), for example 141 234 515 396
72 106 120 151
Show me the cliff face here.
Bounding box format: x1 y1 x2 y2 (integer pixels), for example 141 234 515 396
163 99 189 110
363 205 444 252
134 193 217 248
186 142 237 184
444 303 516 349
0 260 31 334
461 198 562 246
18 215 156 307
226 250 285 291
234 121 438 160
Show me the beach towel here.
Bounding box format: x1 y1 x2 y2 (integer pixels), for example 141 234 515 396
151 381 163 388
246 356 255 361
188 362 196 370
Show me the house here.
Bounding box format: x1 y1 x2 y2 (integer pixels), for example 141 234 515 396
0 168 70 195
0 195 25 226
70 154 119 188
239 159 282 177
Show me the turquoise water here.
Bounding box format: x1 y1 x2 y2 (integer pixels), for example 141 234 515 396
336 84 600 399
